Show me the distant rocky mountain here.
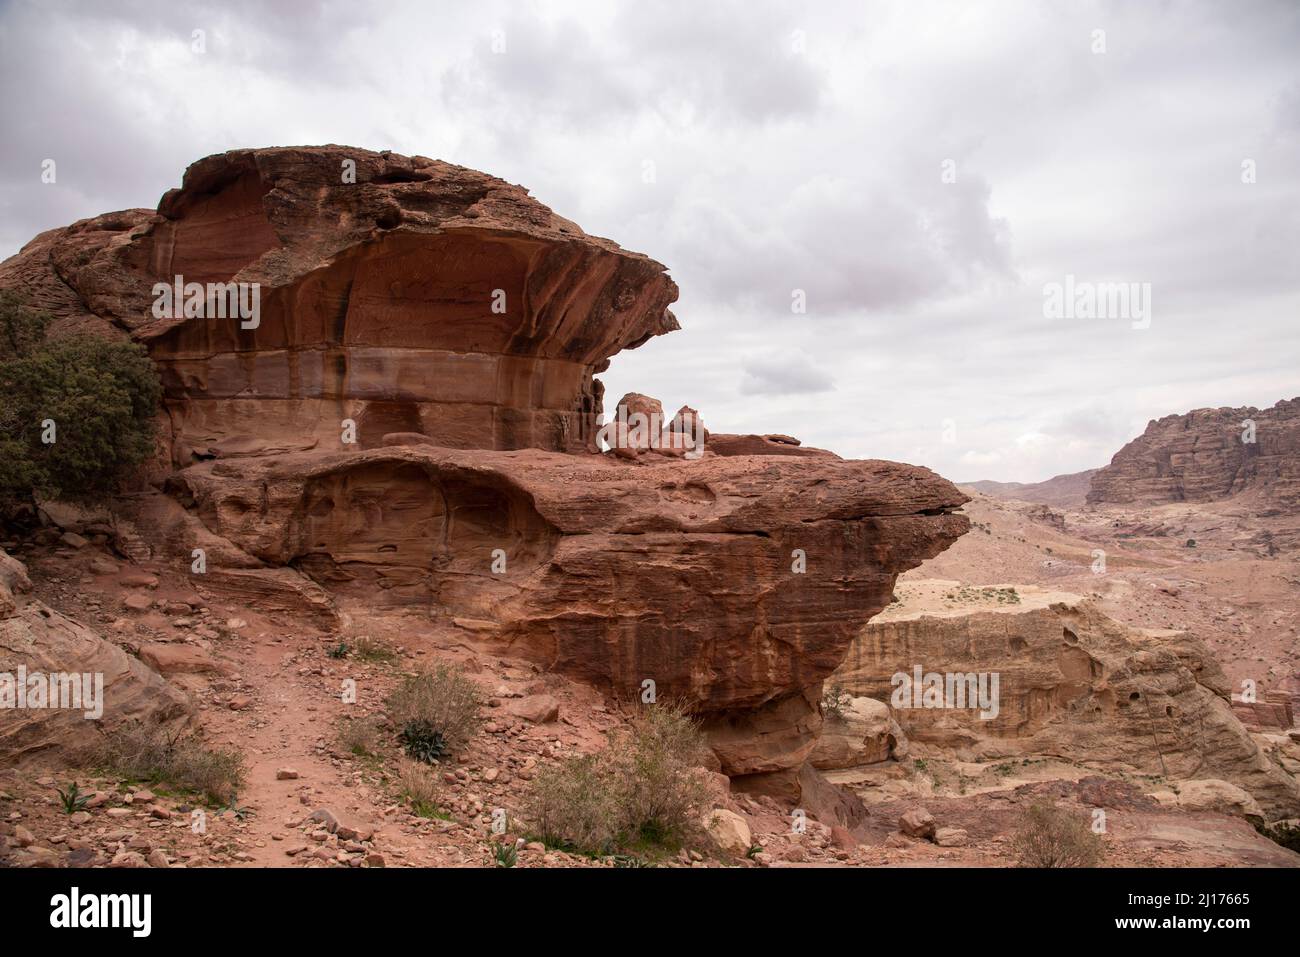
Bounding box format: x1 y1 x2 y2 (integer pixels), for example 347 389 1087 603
959 469 1098 508
1087 397 1300 511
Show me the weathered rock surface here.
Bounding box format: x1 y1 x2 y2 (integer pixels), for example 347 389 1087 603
0 550 191 767
829 579 1300 818
1087 397 1300 511
172 445 967 790
811 695 907 770
0 147 971 799
0 146 680 462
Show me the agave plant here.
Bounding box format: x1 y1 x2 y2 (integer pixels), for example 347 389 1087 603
492 841 518 868
54 781 90 815
398 720 448 764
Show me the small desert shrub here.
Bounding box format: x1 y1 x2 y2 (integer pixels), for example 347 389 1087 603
385 665 483 757
97 719 245 805
609 703 711 846
398 719 448 764
1011 802 1106 868
492 841 518 868
523 702 711 855
822 683 851 720
338 716 383 757
1256 821 1300 854
395 758 442 817
54 781 90 814
351 635 398 663
525 753 623 855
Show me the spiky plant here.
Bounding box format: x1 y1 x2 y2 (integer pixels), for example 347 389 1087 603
398 720 448 764
55 781 90 815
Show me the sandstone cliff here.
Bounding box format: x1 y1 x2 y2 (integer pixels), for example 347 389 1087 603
1087 397 1300 512
0 147 970 801
0 146 680 460
828 580 1300 818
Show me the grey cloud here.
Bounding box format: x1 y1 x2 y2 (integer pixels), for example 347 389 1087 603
2 0 1298 483
739 352 834 396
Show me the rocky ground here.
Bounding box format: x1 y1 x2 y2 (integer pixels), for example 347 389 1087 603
3 496 1298 869
932 490 1300 707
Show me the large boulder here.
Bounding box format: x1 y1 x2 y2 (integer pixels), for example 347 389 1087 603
0 552 191 766
0 146 680 464
811 695 907 770
0 148 971 795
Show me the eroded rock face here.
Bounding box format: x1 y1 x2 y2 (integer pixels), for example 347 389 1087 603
0 550 191 767
0 146 971 797
168 446 967 789
829 580 1300 818
1087 397 1300 511
0 146 680 462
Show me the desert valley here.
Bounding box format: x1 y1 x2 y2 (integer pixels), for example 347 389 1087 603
1 146 1297 873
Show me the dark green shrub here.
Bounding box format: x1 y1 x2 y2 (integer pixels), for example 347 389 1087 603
385 665 483 757
398 719 448 764
0 292 160 505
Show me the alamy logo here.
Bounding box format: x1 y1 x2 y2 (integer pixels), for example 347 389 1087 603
891 666 1000 720
50 887 151 937
1042 274 1151 329
151 275 261 329
0 666 102 719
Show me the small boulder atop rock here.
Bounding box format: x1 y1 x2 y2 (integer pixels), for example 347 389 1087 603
899 806 936 839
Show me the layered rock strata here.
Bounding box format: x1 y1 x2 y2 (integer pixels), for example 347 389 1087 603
828 579 1300 818
0 146 971 798
1087 398 1300 511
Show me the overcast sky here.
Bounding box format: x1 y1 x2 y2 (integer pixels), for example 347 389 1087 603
2 0 1297 481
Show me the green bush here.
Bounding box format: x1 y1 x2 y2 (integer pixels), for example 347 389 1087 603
385 665 483 757
522 702 711 856
0 291 160 505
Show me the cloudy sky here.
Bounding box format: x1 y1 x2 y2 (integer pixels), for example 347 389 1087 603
2 0 1297 481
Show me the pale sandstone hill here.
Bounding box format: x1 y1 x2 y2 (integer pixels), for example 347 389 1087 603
828 579 1300 819
960 468 1098 507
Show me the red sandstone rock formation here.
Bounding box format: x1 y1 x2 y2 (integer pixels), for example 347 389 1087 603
0 146 970 801
0 146 680 461
1087 398 1300 511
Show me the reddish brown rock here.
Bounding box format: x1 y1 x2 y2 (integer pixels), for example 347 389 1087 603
708 433 836 458
138 642 228 676
0 146 679 464
0 147 971 797
1087 397 1300 511
0 551 191 767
